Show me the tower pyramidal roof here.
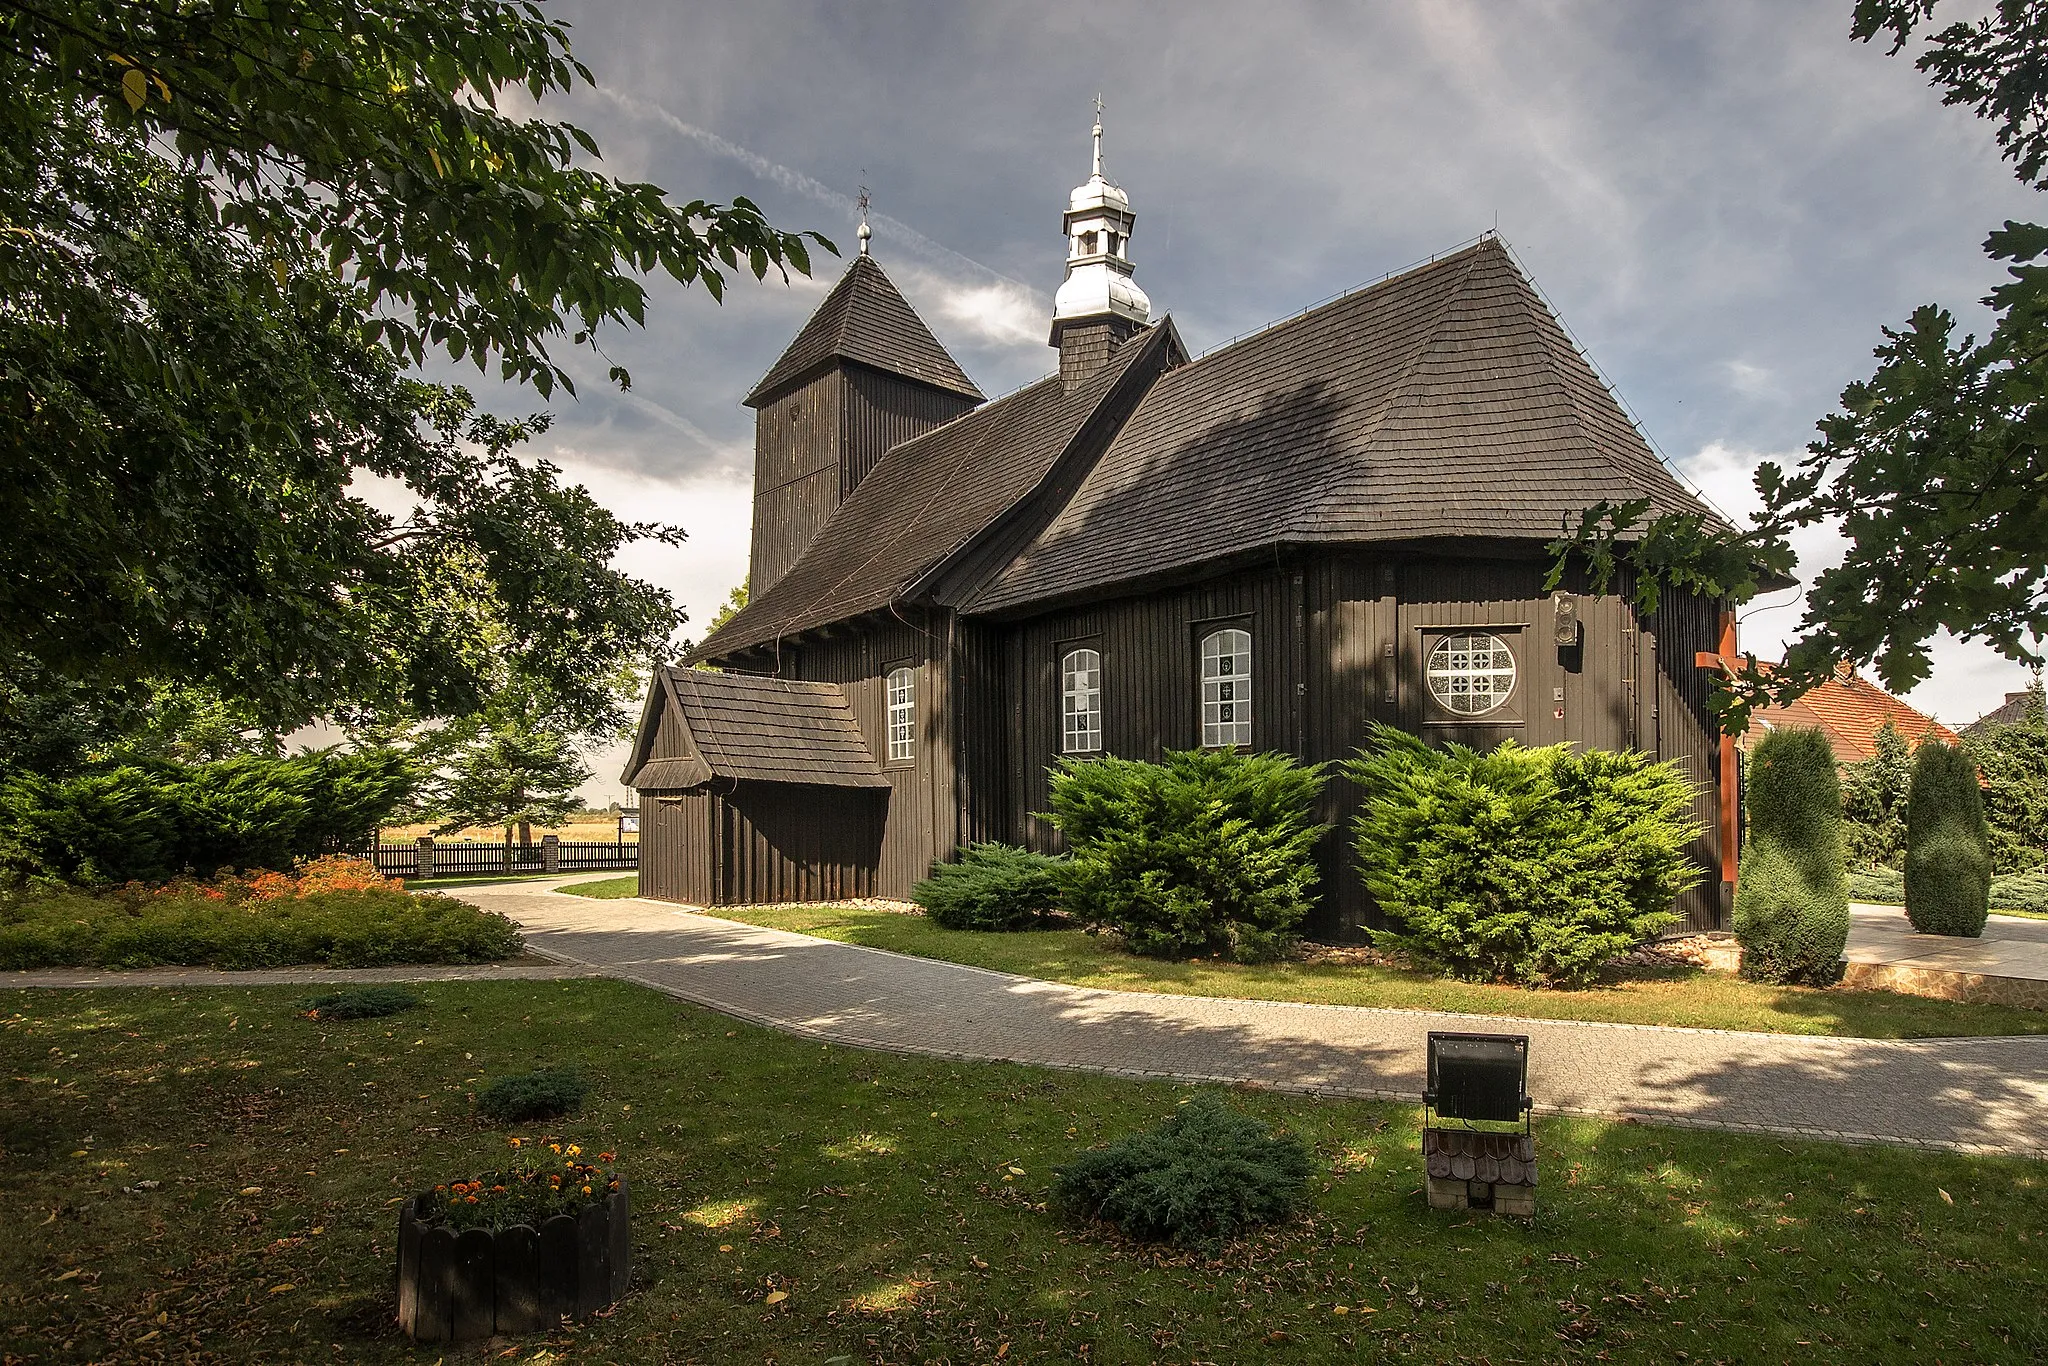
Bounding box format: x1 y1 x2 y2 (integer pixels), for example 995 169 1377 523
745 252 982 407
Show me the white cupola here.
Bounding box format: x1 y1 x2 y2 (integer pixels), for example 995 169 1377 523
1050 105 1150 377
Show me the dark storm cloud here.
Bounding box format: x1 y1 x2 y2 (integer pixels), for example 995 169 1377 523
494 0 2042 767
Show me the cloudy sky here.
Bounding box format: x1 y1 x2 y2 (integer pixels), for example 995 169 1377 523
464 1 2041 802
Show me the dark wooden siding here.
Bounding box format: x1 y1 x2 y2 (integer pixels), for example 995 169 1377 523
987 548 1726 937
840 363 978 495
749 365 977 597
637 784 882 906
749 372 846 595
781 613 955 897
640 789 714 905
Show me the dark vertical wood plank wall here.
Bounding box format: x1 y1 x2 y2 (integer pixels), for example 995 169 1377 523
982 549 1727 936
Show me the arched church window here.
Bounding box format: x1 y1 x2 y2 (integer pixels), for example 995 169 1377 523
887 666 916 762
1062 649 1102 754
1200 629 1252 748
1425 633 1518 717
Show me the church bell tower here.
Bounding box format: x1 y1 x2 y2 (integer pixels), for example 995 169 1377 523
1050 103 1152 384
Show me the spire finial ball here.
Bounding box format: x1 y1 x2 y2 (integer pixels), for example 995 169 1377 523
857 220 871 256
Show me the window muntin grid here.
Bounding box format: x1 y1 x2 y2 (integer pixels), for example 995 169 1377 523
1425 632 1518 717
1061 648 1103 754
886 666 916 761
1200 628 1252 748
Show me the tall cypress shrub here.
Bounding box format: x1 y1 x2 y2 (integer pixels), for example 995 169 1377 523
1733 726 1849 984
1904 742 1993 937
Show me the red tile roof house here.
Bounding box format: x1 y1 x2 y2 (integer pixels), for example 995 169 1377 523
1739 665 1958 763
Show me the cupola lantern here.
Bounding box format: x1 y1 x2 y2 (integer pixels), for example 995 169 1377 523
1051 101 1151 382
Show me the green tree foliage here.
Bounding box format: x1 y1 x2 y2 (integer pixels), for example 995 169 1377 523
1549 0 2048 730
706 580 750 639
912 843 1067 931
0 2 829 733
1045 750 1328 964
1734 727 1850 984
0 749 415 884
1052 1093 1314 1247
1842 720 1916 868
1963 674 2048 871
1905 740 1995 936
426 716 589 851
1345 725 1702 988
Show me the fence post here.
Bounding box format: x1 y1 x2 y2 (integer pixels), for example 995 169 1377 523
416 836 435 880
542 834 560 874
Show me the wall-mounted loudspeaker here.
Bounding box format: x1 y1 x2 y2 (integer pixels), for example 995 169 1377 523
1552 593 1581 648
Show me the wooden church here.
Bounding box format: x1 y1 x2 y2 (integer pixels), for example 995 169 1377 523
622 116 1739 935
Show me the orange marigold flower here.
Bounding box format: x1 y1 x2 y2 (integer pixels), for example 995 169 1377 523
508 1137 523 1148
581 1185 592 1195
465 1195 478 1204
565 1144 581 1157
599 1151 615 1162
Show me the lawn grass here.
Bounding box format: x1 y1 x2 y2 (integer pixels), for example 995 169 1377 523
559 874 641 899
700 900 2048 1040
3 980 2045 1363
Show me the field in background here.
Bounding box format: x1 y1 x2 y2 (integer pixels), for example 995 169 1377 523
379 818 635 844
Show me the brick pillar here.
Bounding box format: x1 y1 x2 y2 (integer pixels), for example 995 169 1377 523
542 834 560 874
415 836 435 879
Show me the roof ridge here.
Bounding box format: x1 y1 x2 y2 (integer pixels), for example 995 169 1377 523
1283 245 1489 539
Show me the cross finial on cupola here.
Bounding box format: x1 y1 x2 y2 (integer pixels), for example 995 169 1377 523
1050 100 1152 381
857 180 872 256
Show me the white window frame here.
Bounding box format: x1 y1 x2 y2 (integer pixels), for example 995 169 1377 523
1424 632 1518 718
1061 648 1103 754
1200 628 1252 748
886 666 916 762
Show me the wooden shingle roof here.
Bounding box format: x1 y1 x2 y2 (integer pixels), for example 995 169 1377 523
969 236 1725 613
621 668 888 790
697 321 1182 659
745 255 982 407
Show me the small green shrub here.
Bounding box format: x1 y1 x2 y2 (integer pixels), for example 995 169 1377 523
912 843 1066 931
1734 727 1849 984
1846 864 1905 905
1905 741 1993 937
1052 1093 1313 1246
301 985 422 1020
1993 867 2048 914
1345 726 1702 987
0 885 521 970
1046 749 1327 963
475 1068 589 1123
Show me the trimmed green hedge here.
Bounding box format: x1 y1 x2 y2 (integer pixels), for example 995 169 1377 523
1734 727 1849 985
1346 726 1701 987
1905 742 1994 937
0 886 520 970
0 750 414 883
912 843 1066 931
1046 749 1328 963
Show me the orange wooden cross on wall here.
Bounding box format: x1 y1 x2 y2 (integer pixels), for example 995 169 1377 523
1692 610 1743 905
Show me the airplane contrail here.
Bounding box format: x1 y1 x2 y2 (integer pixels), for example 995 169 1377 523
596 89 1046 304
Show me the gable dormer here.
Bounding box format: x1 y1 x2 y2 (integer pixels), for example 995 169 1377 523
744 253 982 595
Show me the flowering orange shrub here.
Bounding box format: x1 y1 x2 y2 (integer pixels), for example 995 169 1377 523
115 855 404 906
420 1140 622 1233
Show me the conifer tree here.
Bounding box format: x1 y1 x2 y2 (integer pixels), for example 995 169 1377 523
1733 727 1849 984
1904 741 1994 937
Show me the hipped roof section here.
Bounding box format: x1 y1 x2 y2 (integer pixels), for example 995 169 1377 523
620 668 889 790
745 254 983 407
970 236 1729 612
697 320 1182 659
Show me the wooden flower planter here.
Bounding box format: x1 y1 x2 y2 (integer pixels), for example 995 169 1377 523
396 1178 630 1342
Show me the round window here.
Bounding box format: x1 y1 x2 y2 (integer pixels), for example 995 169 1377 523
1425 633 1518 717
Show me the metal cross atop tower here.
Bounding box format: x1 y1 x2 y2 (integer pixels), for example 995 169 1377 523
856 181 871 255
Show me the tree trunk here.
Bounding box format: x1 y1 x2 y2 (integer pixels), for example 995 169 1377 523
518 819 534 855
502 825 513 874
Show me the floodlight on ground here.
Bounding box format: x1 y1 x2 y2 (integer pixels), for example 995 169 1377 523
1422 1031 1537 1216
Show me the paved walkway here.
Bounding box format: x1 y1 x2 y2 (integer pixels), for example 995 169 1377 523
1849 904 2048 979
442 882 2048 1159
12 881 2048 1158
